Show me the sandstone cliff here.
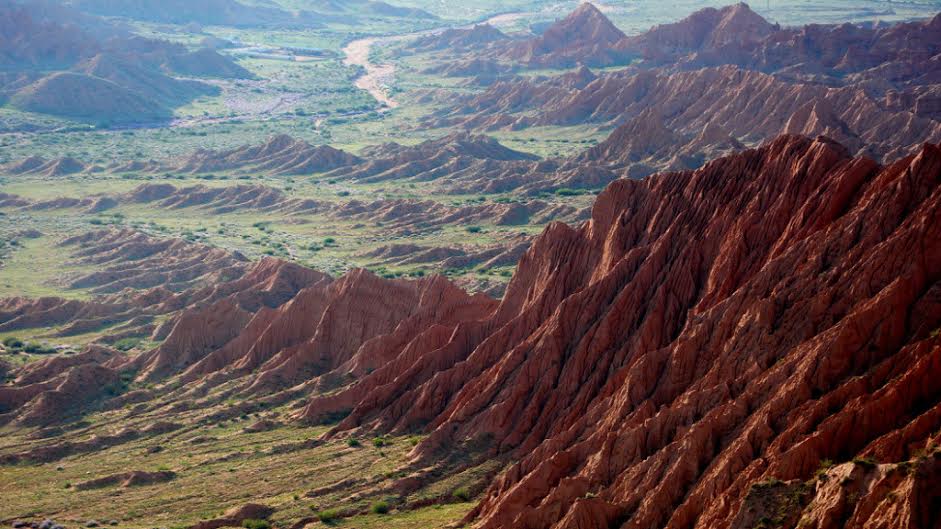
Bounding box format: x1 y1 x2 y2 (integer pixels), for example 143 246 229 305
300 135 941 528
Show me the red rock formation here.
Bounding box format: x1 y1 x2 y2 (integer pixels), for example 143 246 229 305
0 362 120 426
298 134 941 529
3 134 355 177
1 156 88 177
231 270 497 394
432 65 941 170
622 4 941 90
623 3 777 62
323 132 615 195
412 24 508 53
187 504 273 529
498 3 630 68
75 470 177 490
167 134 361 175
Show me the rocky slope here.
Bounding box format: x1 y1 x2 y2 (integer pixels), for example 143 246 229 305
622 2 778 65
411 24 508 53
495 3 630 69
9 71 175 124
411 3 633 73
0 1 100 69
419 5 941 174
624 3 941 90
2 135 360 178
322 132 617 194
0 228 314 342
297 134 941 528
164 134 360 175
0 231 496 426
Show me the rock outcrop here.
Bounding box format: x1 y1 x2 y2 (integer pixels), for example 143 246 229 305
412 3 941 176
412 24 508 53
429 65 941 170
297 135 941 529
167 134 361 175
497 3 630 68
3 135 359 178
622 3 941 89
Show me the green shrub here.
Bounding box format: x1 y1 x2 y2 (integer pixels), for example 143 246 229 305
2 337 23 349
315 509 339 522
453 487 471 501
241 519 270 529
372 436 387 448
815 459 834 480
23 342 56 354
853 456 878 469
347 438 361 447
465 226 482 233
370 500 389 514
554 188 580 196
113 337 142 351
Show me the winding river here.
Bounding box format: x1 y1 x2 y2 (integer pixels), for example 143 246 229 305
342 11 531 109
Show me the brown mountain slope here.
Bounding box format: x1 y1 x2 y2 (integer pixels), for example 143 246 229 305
0 1 249 123
622 2 777 61
429 65 941 172
412 24 508 53
9 72 173 124
0 2 100 69
298 134 941 528
413 2 633 71
497 2 630 68
74 53 218 111
168 134 361 175
622 3 941 89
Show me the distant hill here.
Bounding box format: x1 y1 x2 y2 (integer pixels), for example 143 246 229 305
9 71 173 124
70 0 323 27
76 53 219 108
0 0 252 124
498 3 630 68
0 2 99 69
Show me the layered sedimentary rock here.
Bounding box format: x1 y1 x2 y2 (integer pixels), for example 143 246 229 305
298 135 941 528
413 3 941 177
411 24 508 53
624 4 941 89
496 3 629 68
164 134 361 175
323 132 616 194
2 135 360 178
429 64 941 171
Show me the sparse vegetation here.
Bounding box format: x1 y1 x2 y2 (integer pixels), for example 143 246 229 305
453 487 471 501
241 520 270 529
113 337 143 351
315 509 339 523
853 456 878 469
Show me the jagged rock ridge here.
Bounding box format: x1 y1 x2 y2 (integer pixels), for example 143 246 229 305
299 135 941 529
